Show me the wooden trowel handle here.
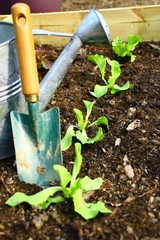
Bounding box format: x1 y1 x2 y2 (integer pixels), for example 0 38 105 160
11 3 40 103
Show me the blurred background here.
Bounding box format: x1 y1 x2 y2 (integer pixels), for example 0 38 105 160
62 0 160 11
0 0 160 14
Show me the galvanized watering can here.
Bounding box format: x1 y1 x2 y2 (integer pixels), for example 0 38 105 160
0 7 111 159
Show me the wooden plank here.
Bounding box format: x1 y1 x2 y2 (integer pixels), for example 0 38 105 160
32 10 88 46
1 5 160 46
100 5 160 42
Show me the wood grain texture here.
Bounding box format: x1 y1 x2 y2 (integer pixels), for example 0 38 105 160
1 5 160 46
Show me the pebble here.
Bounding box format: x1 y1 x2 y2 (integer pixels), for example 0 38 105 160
141 100 147 106
131 183 136 188
6 177 14 185
114 203 122 207
126 226 134 234
115 138 121 146
127 107 136 118
124 165 134 179
51 100 56 105
149 196 154 204
123 155 134 179
32 213 48 230
109 100 115 106
79 48 87 56
141 129 146 134
126 119 141 131
148 212 155 218
102 147 106 153
145 115 149 119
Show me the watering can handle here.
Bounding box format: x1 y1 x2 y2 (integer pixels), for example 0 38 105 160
11 3 40 103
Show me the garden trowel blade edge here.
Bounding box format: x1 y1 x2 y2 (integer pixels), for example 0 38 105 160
11 106 62 186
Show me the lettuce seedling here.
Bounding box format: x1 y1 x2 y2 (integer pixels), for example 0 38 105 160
112 35 142 62
36 48 54 69
88 55 131 98
6 143 112 220
61 100 109 151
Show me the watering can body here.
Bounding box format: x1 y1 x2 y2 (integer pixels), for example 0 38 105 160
0 8 111 159
0 22 21 158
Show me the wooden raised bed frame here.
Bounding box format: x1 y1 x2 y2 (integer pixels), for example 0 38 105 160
0 5 160 46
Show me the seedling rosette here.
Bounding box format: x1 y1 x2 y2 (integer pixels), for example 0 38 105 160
88 54 131 98
112 35 142 62
6 143 112 220
61 100 109 151
36 47 54 70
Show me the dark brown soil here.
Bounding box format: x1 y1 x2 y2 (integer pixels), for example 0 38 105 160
0 1 160 240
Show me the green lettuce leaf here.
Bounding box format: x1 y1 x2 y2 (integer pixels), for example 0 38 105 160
89 116 109 131
73 189 112 220
111 81 131 94
90 84 108 98
88 54 107 82
54 165 71 188
83 100 96 121
127 35 142 51
88 127 104 144
80 176 103 193
61 125 76 151
5 187 62 207
40 196 65 210
75 130 89 144
73 108 85 131
70 143 82 186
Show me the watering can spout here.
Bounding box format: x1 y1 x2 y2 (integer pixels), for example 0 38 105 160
76 7 111 45
39 7 110 111
39 35 82 111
